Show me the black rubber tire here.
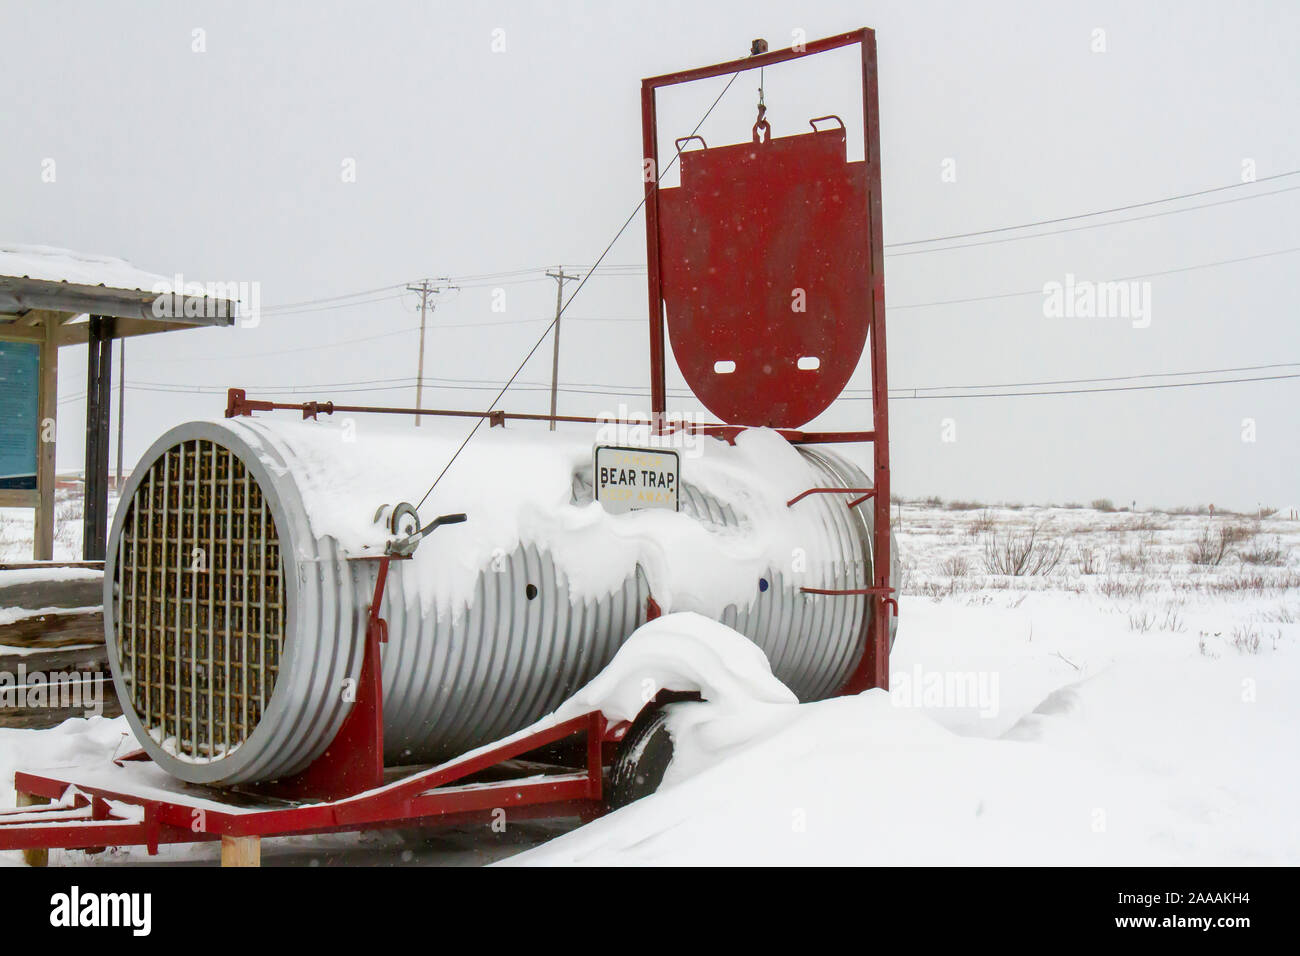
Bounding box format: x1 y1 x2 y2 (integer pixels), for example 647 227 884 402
607 707 675 810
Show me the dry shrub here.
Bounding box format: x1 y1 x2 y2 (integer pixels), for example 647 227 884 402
967 508 996 538
980 523 1066 576
1099 577 1147 600
939 554 970 577
1231 626 1261 655
1240 537 1286 566
1188 523 1250 566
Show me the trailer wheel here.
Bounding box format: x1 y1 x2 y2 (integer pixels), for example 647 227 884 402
608 706 675 810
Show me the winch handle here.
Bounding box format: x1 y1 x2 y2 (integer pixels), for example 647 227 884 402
808 115 846 132
674 135 708 153
383 509 466 556
414 513 467 540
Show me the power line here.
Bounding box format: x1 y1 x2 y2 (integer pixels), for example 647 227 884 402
885 169 1300 247
886 184 1300 258
412 68 745 512
110 358 1300 405
239 169 1300 320
877 372 1300 400
257 283 409 314
125 359 1300 396
893 362 1300 393
891 245 1300 310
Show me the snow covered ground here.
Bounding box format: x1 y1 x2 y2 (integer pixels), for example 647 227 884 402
2 499 1297 866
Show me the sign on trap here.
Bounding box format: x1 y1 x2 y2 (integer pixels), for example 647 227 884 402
594 445 680 514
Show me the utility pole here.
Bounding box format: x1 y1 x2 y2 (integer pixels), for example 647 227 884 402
406 278 456 426
545 267 581 430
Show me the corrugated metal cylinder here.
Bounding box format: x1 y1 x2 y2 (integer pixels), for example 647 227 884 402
104 420 889 785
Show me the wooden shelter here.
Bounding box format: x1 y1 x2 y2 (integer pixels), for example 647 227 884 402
0 245 237 559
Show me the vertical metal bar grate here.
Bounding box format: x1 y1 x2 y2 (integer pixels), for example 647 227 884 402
113 440 286 759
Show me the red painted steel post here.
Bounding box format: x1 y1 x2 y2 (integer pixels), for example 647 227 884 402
258 557 391 800
864 30 891 692
641 79 668 425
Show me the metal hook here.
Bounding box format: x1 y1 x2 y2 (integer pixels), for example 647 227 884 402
752 103 770 144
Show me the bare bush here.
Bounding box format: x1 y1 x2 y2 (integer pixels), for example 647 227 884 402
1201 571 1300 594
1091 498 1118 512
1098 577 1147 600
946 500 984 511
967 508 996 538
1128 609 1154 633
1076 546 1100 575
939 554 969 577
1240 536 1286 566
1115 544 1151 573
1264 603 1296 624
1231 626 1261 655
980 523 1067 576
1188 523 1247 566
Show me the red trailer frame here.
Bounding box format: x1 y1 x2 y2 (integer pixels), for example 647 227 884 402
0 30 892 866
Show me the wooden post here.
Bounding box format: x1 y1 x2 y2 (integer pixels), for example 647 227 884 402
82 316 114 560
221 835 260 867
16 791 50 867
34 315 59 561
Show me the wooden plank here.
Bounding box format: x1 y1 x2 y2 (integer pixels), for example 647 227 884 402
0 642 110 673
0 575 101 610
0 489 38 508
221 835 260 867
0 643 122 729
34 315 58 560
15 793 50 867
0 609 103 648
0 325 44 344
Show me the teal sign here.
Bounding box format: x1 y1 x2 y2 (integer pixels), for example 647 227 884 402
0 342 40 490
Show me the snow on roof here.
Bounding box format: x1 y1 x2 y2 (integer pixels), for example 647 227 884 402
0 243 187 295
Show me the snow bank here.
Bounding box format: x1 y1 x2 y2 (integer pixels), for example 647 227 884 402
0 568 102 589
552 612 797 724
510 591 1300 866
550 612 801 791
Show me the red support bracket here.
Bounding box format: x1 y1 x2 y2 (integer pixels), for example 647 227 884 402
801 584 895 598
255 554 399 801
787 487 876 508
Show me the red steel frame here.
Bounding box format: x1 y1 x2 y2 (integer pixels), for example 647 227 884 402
641 29 892 694
0 553 624 861
0 30 893 865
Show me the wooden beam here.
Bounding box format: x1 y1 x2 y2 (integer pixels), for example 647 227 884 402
15 792 51 866
0 489 39 508
34 315 58 560
221 835 260 867
57 316 217 346
17 308 65 328
0 325 46 344
82 316 113 561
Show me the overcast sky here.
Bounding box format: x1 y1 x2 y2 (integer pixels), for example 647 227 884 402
4 0 1297 511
